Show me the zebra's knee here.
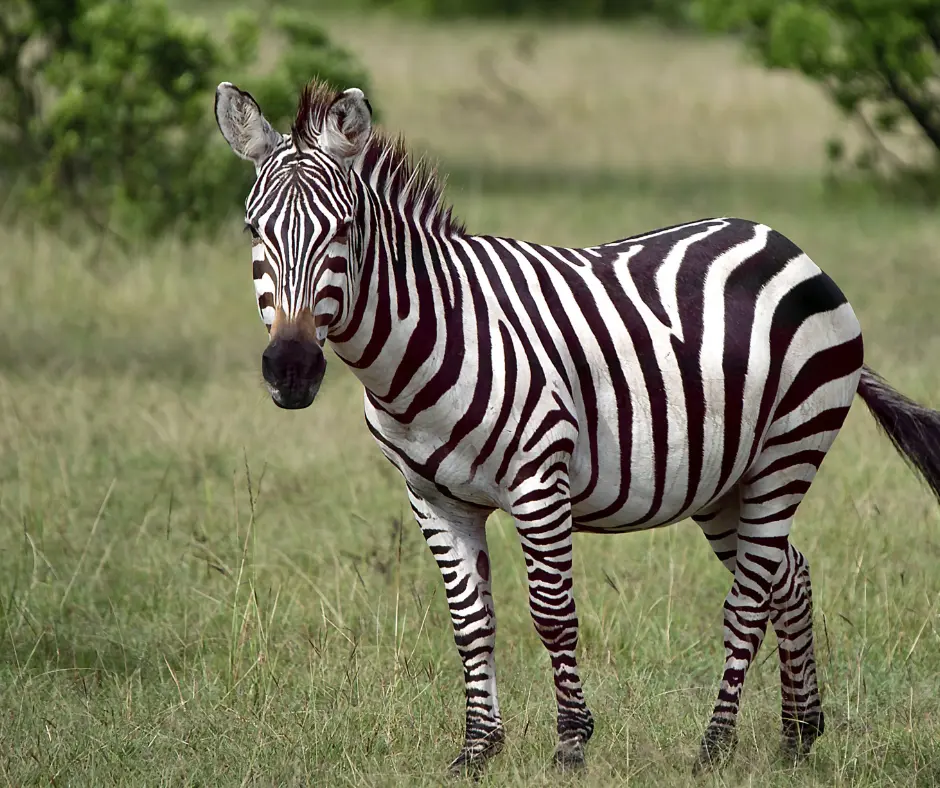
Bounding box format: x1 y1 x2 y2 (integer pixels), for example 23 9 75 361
770 544 811 604
791 546 813 586
531 611 578 650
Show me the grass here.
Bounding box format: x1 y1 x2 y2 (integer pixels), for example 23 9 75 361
2 13 940 788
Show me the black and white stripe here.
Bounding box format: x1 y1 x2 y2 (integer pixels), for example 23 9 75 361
216 80 940 773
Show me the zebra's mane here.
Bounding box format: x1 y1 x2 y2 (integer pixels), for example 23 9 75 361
293 80 465 237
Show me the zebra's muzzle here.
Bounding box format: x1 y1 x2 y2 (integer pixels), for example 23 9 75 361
261 337 326 410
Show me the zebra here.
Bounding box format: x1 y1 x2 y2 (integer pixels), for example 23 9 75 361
214 79 940 772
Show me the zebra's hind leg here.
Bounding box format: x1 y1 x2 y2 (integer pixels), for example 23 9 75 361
693 514 824 770
770 544 824 761
745 390 852 762
695 509 783 774
407 492 504 774
692 491 744 770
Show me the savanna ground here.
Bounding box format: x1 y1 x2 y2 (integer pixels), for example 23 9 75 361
2 12 940 787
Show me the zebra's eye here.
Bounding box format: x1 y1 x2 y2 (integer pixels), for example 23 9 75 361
334 219 352 244
244 223 261 240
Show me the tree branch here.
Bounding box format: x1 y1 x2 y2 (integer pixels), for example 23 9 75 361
874 47 940 153
837 3 940 157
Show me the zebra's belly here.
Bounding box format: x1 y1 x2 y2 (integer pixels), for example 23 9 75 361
563 333 766 531
569 482 717 532
566 411 743 533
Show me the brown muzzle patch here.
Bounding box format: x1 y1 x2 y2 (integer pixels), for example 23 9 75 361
270 307 320 346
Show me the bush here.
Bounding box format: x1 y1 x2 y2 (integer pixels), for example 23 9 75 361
695 0 940 184
0 1 371 237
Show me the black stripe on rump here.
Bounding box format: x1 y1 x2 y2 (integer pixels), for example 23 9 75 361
771 336 863 422
747 271 850 471
716 228 803 496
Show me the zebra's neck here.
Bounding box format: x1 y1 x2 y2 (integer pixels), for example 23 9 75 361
327 173 465 410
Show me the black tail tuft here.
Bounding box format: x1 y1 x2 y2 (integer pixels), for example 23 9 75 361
857 365 940 505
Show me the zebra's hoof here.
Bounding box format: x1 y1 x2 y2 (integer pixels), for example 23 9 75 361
692 725 738 774
447 750 490 778
448 731 504 776
781 711 824 762
553 738 586 770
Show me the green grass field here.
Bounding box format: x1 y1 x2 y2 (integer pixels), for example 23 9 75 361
2 15 940 787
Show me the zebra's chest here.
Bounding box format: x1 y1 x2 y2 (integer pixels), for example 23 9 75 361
362 396 506 509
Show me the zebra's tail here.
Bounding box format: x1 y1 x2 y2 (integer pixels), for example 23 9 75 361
857 365 940 505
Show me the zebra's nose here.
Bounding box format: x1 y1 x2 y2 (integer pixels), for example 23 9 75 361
261 342 280 386
261 338 326 409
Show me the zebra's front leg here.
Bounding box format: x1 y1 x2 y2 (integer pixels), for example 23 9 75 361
410 494 504 773
512 487 593 769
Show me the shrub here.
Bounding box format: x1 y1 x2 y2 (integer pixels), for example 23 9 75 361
695 0 940 184
0 1 371 237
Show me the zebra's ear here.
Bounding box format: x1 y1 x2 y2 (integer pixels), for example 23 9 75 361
215 82 282 167
320 88 373 169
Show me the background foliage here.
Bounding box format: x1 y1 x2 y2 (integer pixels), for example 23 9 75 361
0 0 371 237
695 0 940 186
365 0 940 189
3 0 940 238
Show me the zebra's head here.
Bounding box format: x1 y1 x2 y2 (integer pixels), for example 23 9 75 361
214 81 373 409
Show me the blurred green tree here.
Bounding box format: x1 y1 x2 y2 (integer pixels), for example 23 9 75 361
0 1 371 237
695 0 940 184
